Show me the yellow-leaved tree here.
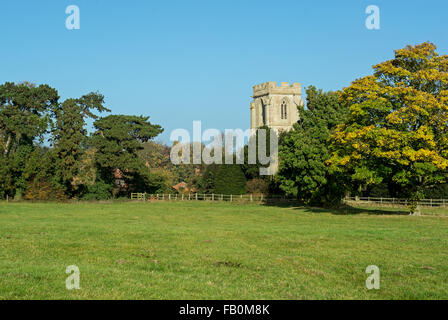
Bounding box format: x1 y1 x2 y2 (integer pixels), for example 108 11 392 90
328 43 448 214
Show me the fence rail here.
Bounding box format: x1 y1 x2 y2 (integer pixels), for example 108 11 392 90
131 193 448 207
130 193 298 203
344 196 448 207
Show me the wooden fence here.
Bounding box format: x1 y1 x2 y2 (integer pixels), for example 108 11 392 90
130 193 297 203
131 193 448 207
344 196 448 208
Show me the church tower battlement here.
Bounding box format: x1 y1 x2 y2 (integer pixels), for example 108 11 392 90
250 82 303 132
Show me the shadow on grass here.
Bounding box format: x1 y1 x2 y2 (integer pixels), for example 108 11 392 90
263 201 409 216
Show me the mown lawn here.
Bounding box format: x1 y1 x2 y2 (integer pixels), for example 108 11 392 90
0 201 447 299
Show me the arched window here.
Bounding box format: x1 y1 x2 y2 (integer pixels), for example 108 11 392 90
281 100 288 119
261 101 266 125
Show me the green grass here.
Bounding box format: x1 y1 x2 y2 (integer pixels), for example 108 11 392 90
0 201 447 299
342 202 448 216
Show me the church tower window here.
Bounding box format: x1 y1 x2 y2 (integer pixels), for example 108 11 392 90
281 100 288 119
261 101 266 125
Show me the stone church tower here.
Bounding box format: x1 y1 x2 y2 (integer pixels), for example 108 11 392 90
250 82 303 132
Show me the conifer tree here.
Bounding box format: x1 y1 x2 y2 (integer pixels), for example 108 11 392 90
214 164 246 195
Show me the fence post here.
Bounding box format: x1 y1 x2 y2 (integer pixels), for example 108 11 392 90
212 193 214 201
250 194 253 202
195 193 198 201
230 195 233 202
260 194 263 202
221 194 223 201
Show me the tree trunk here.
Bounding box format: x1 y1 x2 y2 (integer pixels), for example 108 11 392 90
3 134 11 156
411 204 422 216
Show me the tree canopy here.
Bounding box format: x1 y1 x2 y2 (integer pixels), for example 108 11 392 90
277 86 348 205
328 42 448 212
2 42 448 207
53 93 110 196
0 82 166 200
91 115 163 172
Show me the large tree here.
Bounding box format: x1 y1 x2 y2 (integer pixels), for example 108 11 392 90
0 82 59 198
52 92 110 196
241 125 277 180
328 43 448 213
197 163 219 193
0 82 59 156
90 115 163 194
277 86 348 205
214 164 247 195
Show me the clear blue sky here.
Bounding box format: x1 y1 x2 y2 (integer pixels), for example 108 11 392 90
1 0 447 143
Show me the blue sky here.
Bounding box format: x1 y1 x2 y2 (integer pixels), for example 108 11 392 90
1 0 447 144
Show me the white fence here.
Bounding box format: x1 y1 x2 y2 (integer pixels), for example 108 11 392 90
344 196 448 207
131 193 448 207
130 193 297 203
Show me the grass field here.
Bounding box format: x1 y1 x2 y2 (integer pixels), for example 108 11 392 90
0 201 447 299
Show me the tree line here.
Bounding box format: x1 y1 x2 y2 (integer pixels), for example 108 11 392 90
2 43 448 213
277 42 448 213
192 42 448 214
0 83 163 200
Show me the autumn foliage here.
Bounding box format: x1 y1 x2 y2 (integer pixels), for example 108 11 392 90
328 43 448 211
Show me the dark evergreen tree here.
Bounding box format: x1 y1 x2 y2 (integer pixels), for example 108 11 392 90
52 92 110 197
214 164 246 195
241 125 277 181
197 163 219 193
277 86 349 205
90 115 163 195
